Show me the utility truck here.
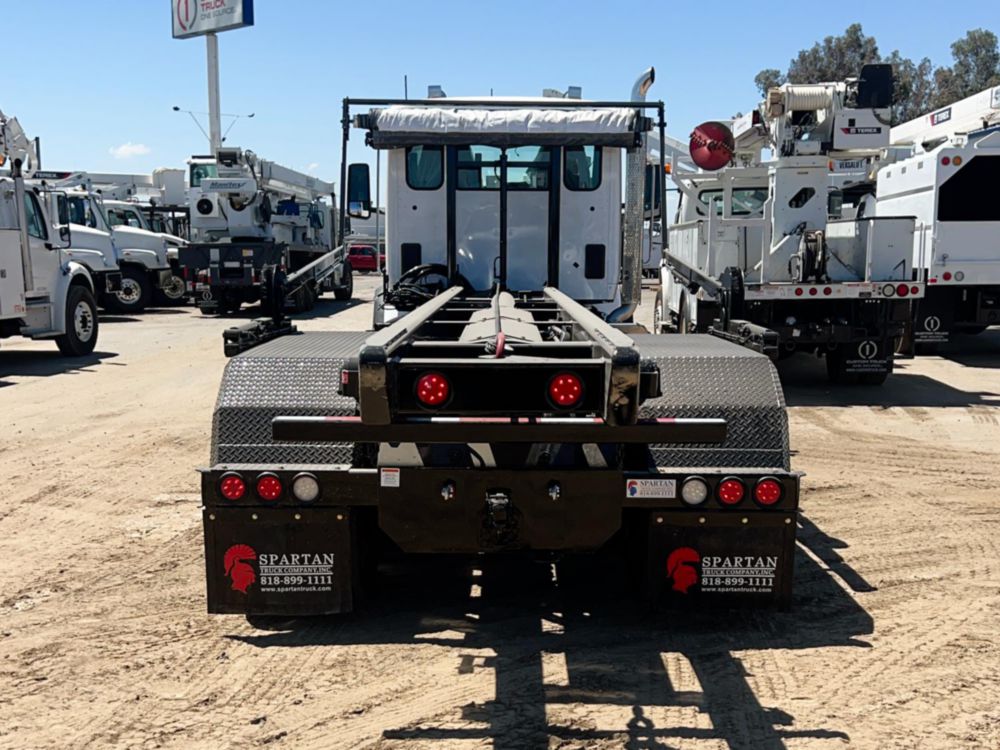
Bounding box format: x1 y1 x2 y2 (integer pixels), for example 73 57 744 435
178 149 352 315
38 172 180 311
0 111 99 356
876 85 1000 346
657 65 924 384
199 71 800 620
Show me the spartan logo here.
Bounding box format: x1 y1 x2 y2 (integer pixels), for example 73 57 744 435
666 547 701 594
924 315 942 333
223 544 257 594
857 340 879 360
175 0 199 33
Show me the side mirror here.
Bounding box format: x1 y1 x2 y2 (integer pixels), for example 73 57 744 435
59 223 72 246
347 163 371 219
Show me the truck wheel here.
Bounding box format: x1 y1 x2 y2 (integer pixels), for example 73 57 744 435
111 266 151 313
334 264 353 301
678 296 692 334
153 274 187 306
56 285 99 357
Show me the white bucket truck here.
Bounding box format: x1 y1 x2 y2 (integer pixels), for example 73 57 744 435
0 111 98 356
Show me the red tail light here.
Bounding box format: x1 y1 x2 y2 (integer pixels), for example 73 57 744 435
896 283 909 297
255 473 283 501
942 271 952 281
717 478 745 505
941 156 951 166
754 478 783 506
548 372 583 408
219 473 246 501
808 287 818 296
416 372 450 407
794 287 804 297
910 286 919 296
823 286 832 296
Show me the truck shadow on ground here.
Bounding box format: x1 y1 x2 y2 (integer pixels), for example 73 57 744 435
0 350 118 385
779 354 1000 408
192 296 365 323
933 328 1000 368
231 516 873 749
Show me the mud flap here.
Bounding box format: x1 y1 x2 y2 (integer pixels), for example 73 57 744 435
647 511 796 609
827 338 893 382
203 507 355 615
913 305 951 346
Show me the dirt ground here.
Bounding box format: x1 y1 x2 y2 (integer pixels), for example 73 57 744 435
1 275 998 750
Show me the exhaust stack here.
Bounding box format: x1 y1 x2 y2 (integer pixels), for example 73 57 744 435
610 66 655 323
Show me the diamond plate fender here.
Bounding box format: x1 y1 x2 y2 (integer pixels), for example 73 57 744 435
634 334 789 470
211 332 368 466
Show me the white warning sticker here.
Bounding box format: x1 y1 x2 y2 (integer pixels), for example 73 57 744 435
380 467 401 488
626 478 676 499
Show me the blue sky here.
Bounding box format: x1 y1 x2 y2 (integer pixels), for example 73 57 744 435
5 1 999 186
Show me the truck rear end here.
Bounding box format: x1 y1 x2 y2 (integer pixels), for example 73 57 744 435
199 84 801 618
878 131 1000 344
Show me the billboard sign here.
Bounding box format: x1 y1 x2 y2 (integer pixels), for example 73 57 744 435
172 0 254 39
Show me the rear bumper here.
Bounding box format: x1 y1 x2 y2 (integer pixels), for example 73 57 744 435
201 464 800 614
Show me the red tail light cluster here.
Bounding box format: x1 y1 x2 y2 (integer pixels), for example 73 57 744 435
548 372 583 408
695 476 785 507
218 472 282 502
416 372 450 407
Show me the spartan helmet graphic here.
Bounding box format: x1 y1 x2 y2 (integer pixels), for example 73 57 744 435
666 547 701 594
224 544 257 594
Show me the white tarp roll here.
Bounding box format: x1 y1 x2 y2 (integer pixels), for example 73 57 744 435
367 107 642 147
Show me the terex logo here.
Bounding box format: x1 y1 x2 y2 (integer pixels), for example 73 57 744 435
175 0 199 33
666 547 700 594
224 544 257 594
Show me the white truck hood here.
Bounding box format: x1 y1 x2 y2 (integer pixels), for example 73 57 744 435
67 224 119 271
113 226 169 267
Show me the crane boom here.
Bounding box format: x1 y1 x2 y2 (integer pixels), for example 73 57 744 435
890 85 1000 150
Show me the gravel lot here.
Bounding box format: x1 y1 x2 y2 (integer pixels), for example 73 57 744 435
1 275 998 749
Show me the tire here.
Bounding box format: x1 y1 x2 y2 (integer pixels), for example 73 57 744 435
153 274 187 306
56 285 99 357
110 266 151 313
334 264 353 301
678 295 692 334
653 291 663 333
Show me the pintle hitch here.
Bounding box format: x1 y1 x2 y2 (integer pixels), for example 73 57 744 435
483 489 519 545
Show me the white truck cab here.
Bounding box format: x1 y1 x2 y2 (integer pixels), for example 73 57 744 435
60 187 174 312
0 174 99 355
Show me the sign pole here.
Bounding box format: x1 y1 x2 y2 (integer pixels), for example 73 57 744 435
206 32 222 153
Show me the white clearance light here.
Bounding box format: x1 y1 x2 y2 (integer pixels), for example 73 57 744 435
681 477 709 506
291 473 321 503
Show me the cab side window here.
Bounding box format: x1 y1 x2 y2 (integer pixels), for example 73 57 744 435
24 193 48 240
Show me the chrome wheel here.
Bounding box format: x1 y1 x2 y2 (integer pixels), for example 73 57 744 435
161 275 186 300
74 300 95 342
117 277 142 305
